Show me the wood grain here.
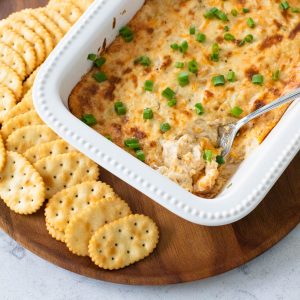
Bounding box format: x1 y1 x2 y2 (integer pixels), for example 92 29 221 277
0 0 300 285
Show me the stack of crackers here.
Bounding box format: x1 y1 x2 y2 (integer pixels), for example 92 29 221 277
0 0 159 270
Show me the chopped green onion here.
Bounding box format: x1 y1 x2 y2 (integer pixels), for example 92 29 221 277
215 10 229 22
204 7 219 19
227 70 236 82
211 43 220 62
272 70 280 81
244 34 254 43
167 99 177 107
238 39 246 47
178 71 190 87
203 150 213 162
124 138 140 150
224 33 235 41
188 60 199 74
189 26 196 35
119 26 134 42
195 103 204 115
216 155 225 165
94 57 106 67
279 1 290 10
243 8 250 13
196 33 206 43
160 122 171 133
224 25 230 32
212 75 225 86
143 108 153 119
93 72 107 83
114 101 127 115
247 18 256 28
171 43 179 50
252 74 264 85
81 114 96 126
291 7 300 13
87 53 97 61
134 56 151 66
162 87 176 100
231 106 243 117
231 9 238 16
136 149 145 162
179 41 189 54
175 62 185 68
144 80 154 92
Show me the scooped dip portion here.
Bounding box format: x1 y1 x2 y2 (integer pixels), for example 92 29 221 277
69 0 300 197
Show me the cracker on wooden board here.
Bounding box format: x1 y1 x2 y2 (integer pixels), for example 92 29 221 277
0 151 46 214
0 42 26 80
6 124 58 154
0 20 46 67
9 11 54 57
88 214 159 270
3 89 33 122
45 180 115 231
0 28 36 76
47 2 83 24
0 132 6 172
22 68 39 97
0 62 22 100
34 152 99 199
44 9 71 34
1 110 43 140
24 139 76 164
46 221 65 243
48 0 94 11
65 197 132 256
0 84 17 123
30 8 64 45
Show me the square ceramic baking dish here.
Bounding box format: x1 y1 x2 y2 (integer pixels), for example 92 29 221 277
33 0 300 226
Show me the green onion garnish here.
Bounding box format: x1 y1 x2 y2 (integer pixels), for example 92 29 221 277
167 99 177 107
231 9 238 16
195 103 204 115
94 56 106 67
247 18 256 28
196 33 206 43
215 10 229 22
224 33 235 41
119 26 134 42
189 26 196 35
231 106 243 117
93 72 107 83
252 74 264 85
136 150 145 162
243 8 250 13
280 1 290 10
144 80 154 92
162 87 176 100
291 7 300 13
124 138 140 150
244 34 254 43
171 43 179 50
212 75 225 86
272 70 280 81
87 53 97 61
143 108 153 119
211 43 220 62
160 122 171 133
114 101 127 115
227 70 236 82
179 41 189 54
216 155 225 165
188 60 199 74
203 150 213 162
81 114 97 126
134 56 151 66
175 62 185 68
224 25 230 32
204 7 219 19
178 72 189 87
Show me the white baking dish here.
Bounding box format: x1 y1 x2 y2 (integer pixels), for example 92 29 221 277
33 0 300 226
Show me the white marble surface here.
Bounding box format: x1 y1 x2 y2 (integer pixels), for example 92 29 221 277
1 224 300 300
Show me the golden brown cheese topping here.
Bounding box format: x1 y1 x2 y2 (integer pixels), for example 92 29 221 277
69 0 300 198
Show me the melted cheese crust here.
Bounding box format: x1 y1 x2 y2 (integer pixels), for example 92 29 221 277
69 0 300 197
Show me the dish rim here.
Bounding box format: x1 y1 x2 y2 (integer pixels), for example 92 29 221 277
33 0 300 226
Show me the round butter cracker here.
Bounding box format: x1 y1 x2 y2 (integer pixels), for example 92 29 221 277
46 221 65 243
0 84 17 123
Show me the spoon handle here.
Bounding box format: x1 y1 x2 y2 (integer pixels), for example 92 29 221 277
236 87 300 129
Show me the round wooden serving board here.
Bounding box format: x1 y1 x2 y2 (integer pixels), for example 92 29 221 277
1 0 300 286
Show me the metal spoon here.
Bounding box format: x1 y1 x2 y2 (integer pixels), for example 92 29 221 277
218 87 300 157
